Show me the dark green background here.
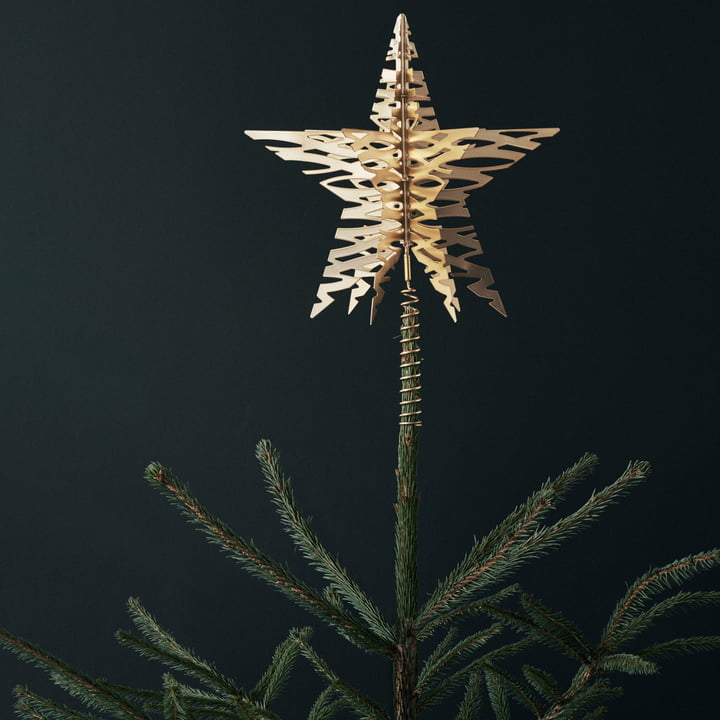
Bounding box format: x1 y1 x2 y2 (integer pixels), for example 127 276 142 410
0 1 717 717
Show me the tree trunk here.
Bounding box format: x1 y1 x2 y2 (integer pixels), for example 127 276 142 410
394 294 421 720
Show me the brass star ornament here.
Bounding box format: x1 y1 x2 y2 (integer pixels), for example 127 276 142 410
247 14 558 323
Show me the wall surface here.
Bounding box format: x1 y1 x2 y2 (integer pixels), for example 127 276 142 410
0 1 717 718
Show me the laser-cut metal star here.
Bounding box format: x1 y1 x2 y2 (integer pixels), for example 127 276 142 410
246 14 558 323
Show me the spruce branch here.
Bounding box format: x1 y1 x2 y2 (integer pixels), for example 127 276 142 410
420 459 650 633
417 640 531 710
603 590 720 650
161 675 189 720
13 687 101 720
522 461 650 557
250 630 303 707
483 665 541 718
519 595 592 664
636 635 720 659
290 628 389 720
521 666 561 705
0 630 148 720
47 670 149 720
538 675 622 720
306 687 345 720
150 681 258 720
417 626 458 685
417 624 503 693
114 632 236 701
96 684 163 710
111 635 274 720
174 685 242 719
159 678 257 720
418 585 521 641
321 586 345 612
594 653 658 676
124 597 241 697
454 672 483 720
255 439 395 648
600 550 720 652
417 454 602 628
145 462 388 654
485 670 510 720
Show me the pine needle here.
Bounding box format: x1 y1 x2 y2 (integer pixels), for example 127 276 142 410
455 673 483 720
601 550 720 649
145 462 388 654
418 454 610 627
290 629 389 720
124 598 241 697
307 687 345 720
255 440 394 649
250 629 305 706
637 635 720 659
0 630 148 720
13 687 101 720
417 624 503 692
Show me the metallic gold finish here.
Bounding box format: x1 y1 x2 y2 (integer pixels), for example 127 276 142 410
399 288 422 426
246 14 558 322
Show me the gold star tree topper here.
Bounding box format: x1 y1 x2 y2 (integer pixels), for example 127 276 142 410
247 14 558 323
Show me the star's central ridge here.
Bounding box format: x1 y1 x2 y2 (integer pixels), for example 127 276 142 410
246 14 558 323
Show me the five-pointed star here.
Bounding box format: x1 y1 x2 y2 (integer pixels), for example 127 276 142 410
247 14 558 322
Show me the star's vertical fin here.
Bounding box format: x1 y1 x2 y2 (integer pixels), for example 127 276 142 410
370 15 439 134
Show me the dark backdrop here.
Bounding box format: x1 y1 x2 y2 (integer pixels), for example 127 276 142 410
0 1 717 718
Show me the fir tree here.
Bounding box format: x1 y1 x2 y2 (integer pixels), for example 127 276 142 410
2 295 719 719
1 13 718 720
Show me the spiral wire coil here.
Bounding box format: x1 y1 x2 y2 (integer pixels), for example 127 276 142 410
399 287 422 426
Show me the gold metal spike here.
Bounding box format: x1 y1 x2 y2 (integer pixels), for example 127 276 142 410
246 14 558 323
